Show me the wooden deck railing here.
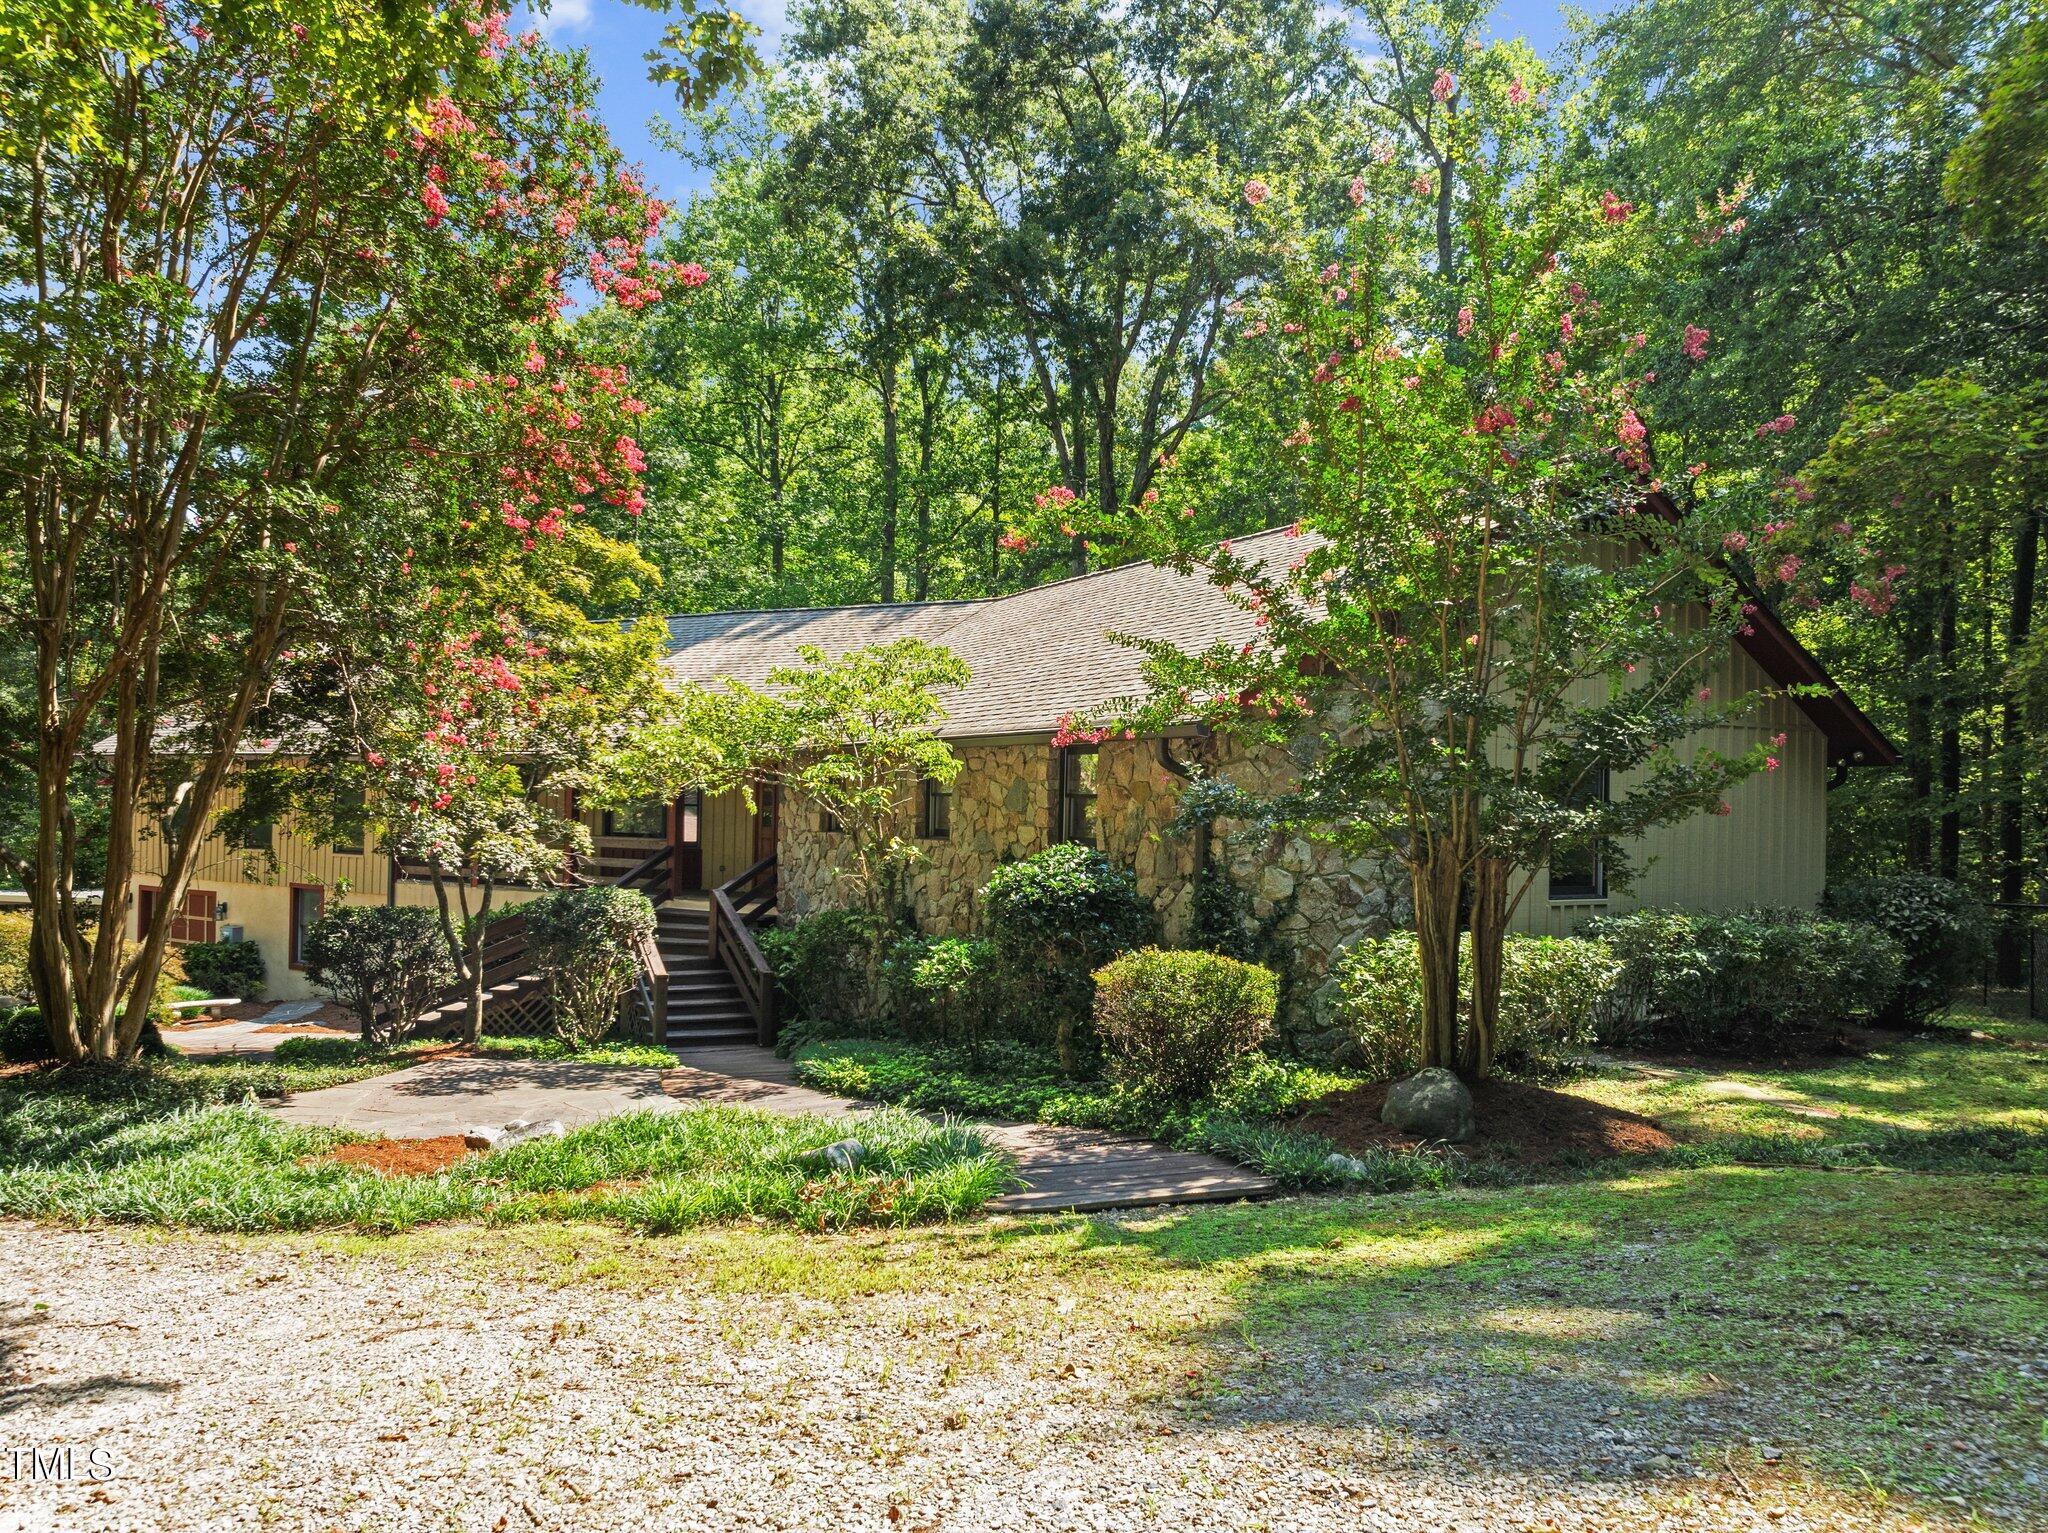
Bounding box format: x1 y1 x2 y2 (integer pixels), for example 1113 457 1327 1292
709 853 777 1046
404 843 676 1042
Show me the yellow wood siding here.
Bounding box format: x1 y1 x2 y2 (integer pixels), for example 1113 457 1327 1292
700 788 756 887
1508 637 1828 935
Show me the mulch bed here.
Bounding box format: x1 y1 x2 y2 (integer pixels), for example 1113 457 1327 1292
310 1136 477 1177
1294 1079 1677 1165
250 1023 355 1037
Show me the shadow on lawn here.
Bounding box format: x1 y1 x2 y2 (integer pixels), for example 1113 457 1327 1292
1050 1166 2046 1518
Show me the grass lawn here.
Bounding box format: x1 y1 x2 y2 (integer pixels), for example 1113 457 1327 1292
0 1053 1011 1233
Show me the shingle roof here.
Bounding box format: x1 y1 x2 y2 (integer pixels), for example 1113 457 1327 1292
660 518 1897 764
659 527 1310 740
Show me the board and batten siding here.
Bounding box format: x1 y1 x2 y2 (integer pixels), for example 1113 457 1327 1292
1508 631 1828 936
131 783 392 904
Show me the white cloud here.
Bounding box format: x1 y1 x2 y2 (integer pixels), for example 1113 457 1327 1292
534 0 595 36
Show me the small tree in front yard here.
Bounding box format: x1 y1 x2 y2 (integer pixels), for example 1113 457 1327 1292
361 610 684 1044
524 885 657 1047
1115 54 1786 1079
302 906 455 1045
688 639 968 1014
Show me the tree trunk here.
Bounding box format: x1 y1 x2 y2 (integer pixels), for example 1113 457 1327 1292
1938 545 1961 882
1462 857 1509 1080
878 353 900 602
1905 596 1934 872
1997 504 2039 983
1410 857 1462 1069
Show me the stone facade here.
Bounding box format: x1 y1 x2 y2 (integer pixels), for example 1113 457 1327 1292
776 732 1403 1049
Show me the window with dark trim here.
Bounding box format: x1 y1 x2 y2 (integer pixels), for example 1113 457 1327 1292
1058 746 1099 847
601 799 667 839
920 777 953 840
289 884 324 968
237 817 274 853
1547 763 1611 902
819 804 841 833
332 787 367 855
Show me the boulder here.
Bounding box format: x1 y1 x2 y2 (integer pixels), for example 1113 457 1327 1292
461 1118 566 1152
797 1138 866 1175
1381 1067 1475 1143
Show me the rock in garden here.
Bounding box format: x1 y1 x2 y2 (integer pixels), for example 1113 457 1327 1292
1323 1152 1375 1182
797 1138 866 1174
462 1119 565 1152
1381 1068 1475 1143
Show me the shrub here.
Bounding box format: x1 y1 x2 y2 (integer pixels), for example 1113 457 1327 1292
885 934 997 1050
302 906 455 1044
1092 948 1278 1103
180 937 266 1000
760 908 890 1030
1588 906 1904 1051
1824 874 1990 1027
0 1008 52 1063
1331 932 1618 1079
523 886 656 1047
979 845 1155 1073
0 911 30 999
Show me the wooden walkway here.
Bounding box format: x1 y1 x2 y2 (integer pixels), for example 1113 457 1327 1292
663 1046 1276 1214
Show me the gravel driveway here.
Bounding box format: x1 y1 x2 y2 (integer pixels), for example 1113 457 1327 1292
0 1219 2008 1533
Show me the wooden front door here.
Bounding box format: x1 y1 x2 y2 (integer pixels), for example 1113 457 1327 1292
753 784 779 865
668 788 703 895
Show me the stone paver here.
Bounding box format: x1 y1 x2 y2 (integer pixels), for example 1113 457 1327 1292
267 1053 680 1136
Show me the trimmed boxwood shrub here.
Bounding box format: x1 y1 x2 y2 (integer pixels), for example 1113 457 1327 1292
0 1007 52 1063
1331 933 1619 1080
523 885 657 1046
181 937 267 1000
302 905 456 1044
1588 906 1903 1051
0 911 30 999
1824 874 1990 1027
1092 948 1277 1103
979 844 1155 1074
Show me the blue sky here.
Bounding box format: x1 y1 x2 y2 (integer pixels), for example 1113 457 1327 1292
524 0 1610 207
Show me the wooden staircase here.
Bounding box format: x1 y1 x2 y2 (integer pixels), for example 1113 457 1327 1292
656 896 759 1047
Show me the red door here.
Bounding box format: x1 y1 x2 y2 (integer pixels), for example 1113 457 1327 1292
668 788 703 895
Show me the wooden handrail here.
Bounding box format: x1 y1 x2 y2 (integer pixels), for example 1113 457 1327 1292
710 854 777 1046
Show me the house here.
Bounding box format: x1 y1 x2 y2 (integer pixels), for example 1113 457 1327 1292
124 519 1895 1046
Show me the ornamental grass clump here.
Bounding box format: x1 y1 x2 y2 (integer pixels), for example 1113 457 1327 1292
1092 948 1278 1104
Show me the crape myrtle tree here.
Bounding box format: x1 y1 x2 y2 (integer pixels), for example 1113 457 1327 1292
348 607 700 1046
0 0 733 1060
1108 45 1814 1079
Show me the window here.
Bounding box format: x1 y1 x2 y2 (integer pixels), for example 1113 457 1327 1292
1058 746 1099 847
602 798 667 839
1547 763 1610 902
141 886 218 944
236 817 274 853
289 884 324 968
332 787 366 855
819 803 841 833
920 777 953 840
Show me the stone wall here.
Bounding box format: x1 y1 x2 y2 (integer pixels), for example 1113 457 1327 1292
776 732 1403 1050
